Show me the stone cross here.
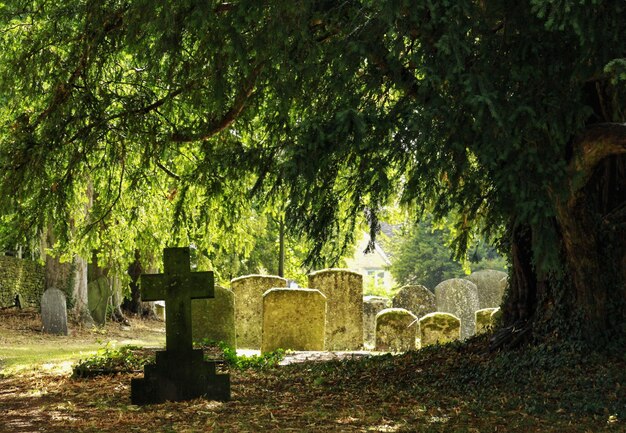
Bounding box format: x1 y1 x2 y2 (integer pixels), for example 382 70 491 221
140 247 214 352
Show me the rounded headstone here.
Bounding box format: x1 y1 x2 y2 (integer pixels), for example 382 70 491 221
435 278 480 339
363 295 391 349
231 275 288 349
192 285 236 347
475 307 500 334
375 308 418 352
308 269 363 350
41 288 68 336
392 284 436 318
419 312 461 347
261 288 327 353
466 269 508 309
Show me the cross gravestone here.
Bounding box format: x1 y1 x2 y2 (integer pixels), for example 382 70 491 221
130 247 230 405
41 288 68 336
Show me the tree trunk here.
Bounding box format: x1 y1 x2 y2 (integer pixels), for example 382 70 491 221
72 255 95 327
122 250 155 317
497 135 626 348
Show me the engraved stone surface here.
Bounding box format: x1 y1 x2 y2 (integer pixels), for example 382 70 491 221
130 247 230 405
231 275 288 349
419 312 461 347
435 278 480 339
41 288 68 336
308 269 363 350
88 277 110 326
261 288 327 353
375 308 418 352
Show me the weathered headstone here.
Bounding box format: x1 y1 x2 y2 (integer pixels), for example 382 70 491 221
88 277 110 326
392 284 436 318
231 275 288 349
308 269 363 350
363 295 391 349
466 269 508 309
130 247 230 405
192 285 236 348
475 307 500 334
435 278 480 339
41 288 68 336
154 301 166 321
375 308 418 352
419 312 461 347
261 288 327 353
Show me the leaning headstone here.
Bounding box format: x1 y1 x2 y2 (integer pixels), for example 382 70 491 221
192 285 236 348
435 278 480 339
466 269 508 309
392 284 436 318
363 296 391 349
475 307 500 334
419 312 461 347
261 288 327 353
375 308 418 352
231 275 288 349
131 247 230 405
88 277 110 326
308 269 363 350
41 288 68 336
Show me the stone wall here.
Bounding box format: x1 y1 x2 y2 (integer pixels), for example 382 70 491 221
0 255 45 308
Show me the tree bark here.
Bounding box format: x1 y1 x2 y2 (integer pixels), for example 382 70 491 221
497 126 626 348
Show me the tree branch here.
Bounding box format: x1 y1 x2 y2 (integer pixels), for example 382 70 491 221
170 65 262 143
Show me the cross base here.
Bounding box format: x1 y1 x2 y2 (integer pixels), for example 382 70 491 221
130 349 230 405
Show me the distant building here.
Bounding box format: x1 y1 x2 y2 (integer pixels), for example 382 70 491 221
345 231 396 290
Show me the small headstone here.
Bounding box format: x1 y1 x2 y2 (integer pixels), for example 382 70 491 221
231 275 288 349
154 301 166 321
392 284 436 318
466 269 508 308
41 288 68 336
261 288 327 353
475 307 500 334
363 296 391 349
375 308 418 352
192 285 236 348
435 278 480 339
88 277 110 326
419 312 460 347
130 247 230 405
308 269 363 350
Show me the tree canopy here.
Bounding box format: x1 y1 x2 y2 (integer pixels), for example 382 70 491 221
0 1 624 343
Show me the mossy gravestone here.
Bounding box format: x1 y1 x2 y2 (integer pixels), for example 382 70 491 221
261 288 327 353
475 307 500 334
192 285 236 347
231 275 288 349
434 278 480 339
466 269 508 309
130 247 230 405
375 308 418 352
41 288 68 336
419 312 461 347
392 284 436 318
308 269 363 350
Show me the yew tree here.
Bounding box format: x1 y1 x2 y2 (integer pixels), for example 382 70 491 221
0 1 624 345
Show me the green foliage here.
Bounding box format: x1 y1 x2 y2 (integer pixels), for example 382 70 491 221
71 344 153 378
389 217 506 289
196 339 286 370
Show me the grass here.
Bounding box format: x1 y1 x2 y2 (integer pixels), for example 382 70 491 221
1 309 625 432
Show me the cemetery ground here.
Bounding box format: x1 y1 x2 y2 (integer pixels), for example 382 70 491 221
1 310 625 433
